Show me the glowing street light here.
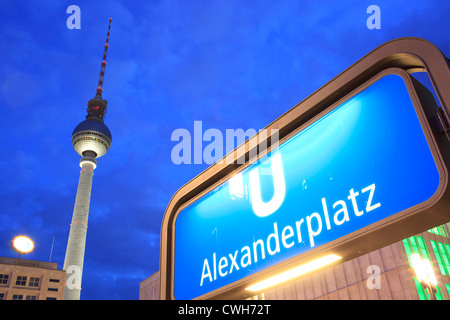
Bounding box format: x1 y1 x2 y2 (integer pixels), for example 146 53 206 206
411 253 437 300
11 235 35 258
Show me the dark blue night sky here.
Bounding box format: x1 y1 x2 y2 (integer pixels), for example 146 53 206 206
0 1 449 300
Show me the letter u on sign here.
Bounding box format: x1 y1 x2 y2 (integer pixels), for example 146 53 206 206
249 153 286 217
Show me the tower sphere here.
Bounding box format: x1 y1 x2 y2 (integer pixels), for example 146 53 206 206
72 118 112 158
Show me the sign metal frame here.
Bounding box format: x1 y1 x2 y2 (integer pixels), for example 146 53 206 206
160 37 450 300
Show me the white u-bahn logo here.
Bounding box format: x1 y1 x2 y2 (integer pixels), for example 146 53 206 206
229 153 286 218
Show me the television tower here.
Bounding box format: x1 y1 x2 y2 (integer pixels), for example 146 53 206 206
63 19 113 300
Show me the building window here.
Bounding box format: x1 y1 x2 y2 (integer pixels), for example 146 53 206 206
12 294 23 300
430 240 450 276
46 297 57 300
435 286 444 300
48 287 58 292
26 295 37 300
29 277 40 288
403 236 431 261
15 276 27 286
428 226 448 238
0 274 9 285
49 279 60 283
0 293 5 300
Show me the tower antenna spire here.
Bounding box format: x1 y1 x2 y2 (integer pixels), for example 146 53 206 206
96 18 112 97
86 18 112 121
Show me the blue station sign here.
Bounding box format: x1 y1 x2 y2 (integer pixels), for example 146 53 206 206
172 70 445 300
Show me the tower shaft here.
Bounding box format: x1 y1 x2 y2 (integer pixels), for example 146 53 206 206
63 158 96 300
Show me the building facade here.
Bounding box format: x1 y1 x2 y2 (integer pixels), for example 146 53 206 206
139 271 160 300
260 224 450 300
140 223 450 300
0 257 66 300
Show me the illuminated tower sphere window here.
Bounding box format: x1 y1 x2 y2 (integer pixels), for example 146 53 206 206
63 18 113 300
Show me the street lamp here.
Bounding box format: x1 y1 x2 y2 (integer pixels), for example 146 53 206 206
11 235 35 259
411 253 437 300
